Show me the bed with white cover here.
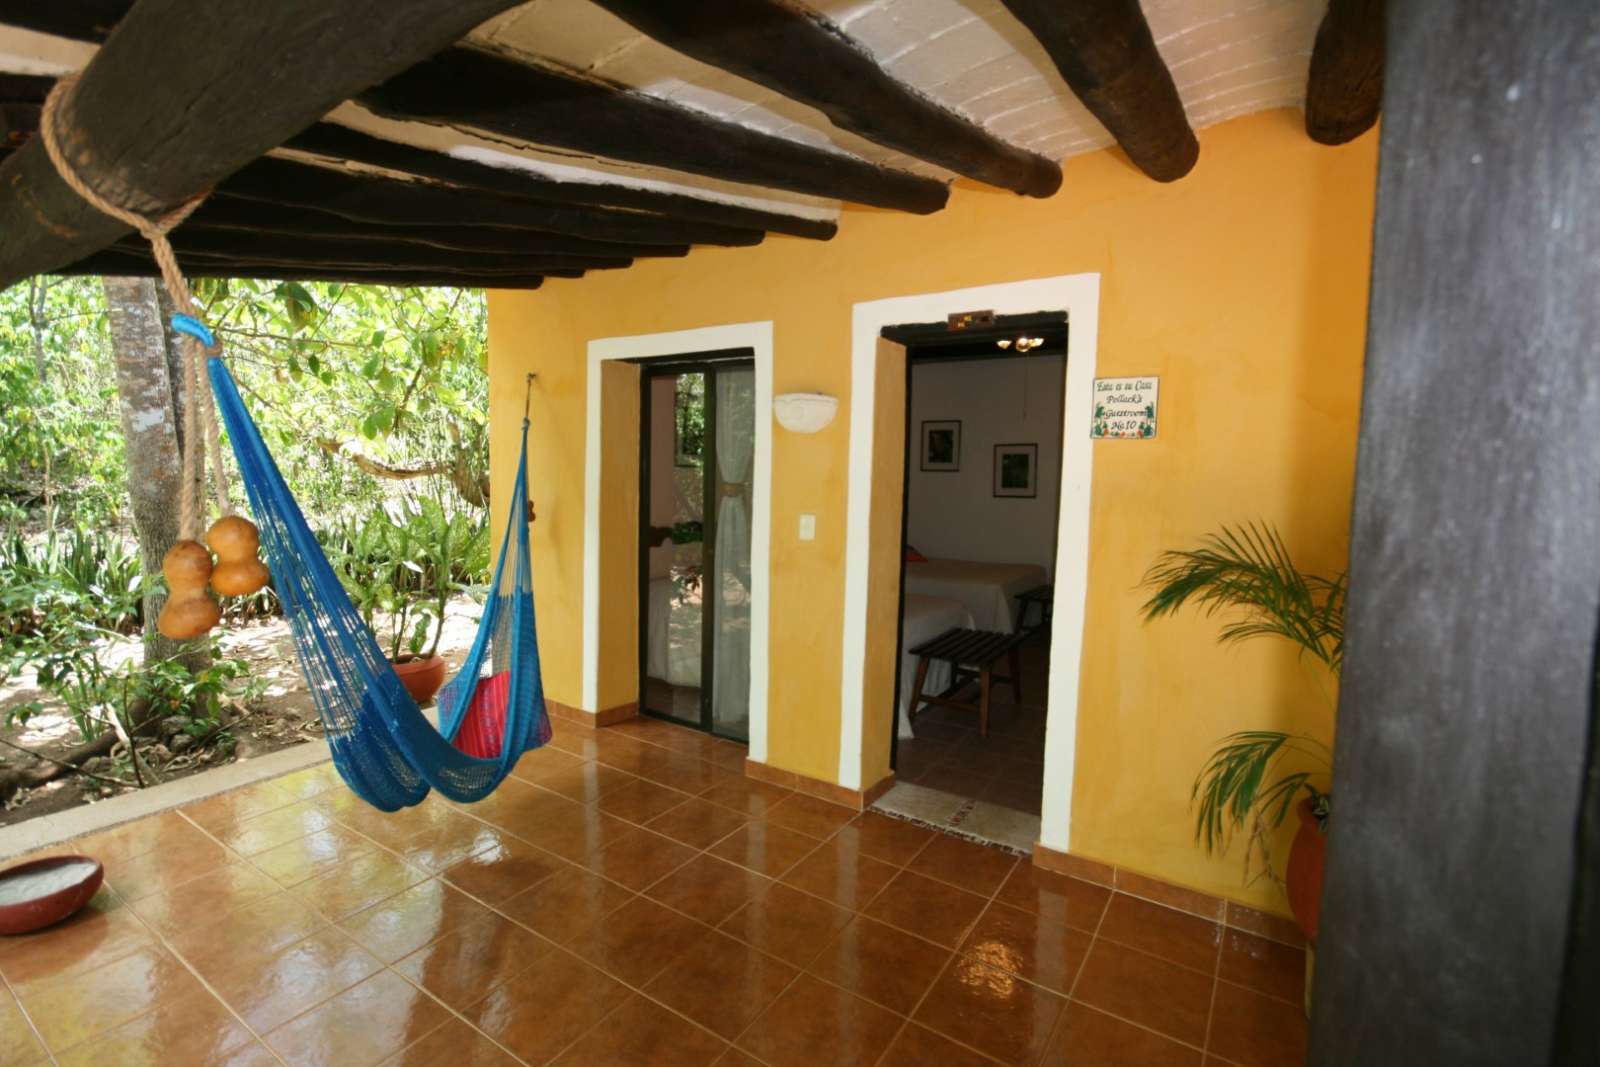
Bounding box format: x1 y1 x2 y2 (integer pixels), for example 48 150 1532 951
903 558 1048 634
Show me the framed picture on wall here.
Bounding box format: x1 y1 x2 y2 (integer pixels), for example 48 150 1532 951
993 443 1038 498
921 420 961 471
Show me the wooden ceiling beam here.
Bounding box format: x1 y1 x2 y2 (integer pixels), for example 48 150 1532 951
1 102 36 152
0 8 841 241
0 73 53 103
1305 0 1384 145
998 0 1198 182
0 87 698 256
285 124 837 241
0 0 530 290
0 1 127 43
185 196 689 259
586 0 1061 198
68 248 551 289
222 157 764 249
138 231 632 274
357 48 950 214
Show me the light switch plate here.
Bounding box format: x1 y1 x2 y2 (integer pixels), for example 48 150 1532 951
798 513 816 541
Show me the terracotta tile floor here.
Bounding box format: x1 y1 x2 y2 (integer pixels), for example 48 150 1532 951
0 715 1308 1066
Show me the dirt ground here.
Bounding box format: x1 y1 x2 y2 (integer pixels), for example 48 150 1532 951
0 596 483 827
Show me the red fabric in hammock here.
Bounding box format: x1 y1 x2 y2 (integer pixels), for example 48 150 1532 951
451 670 510 759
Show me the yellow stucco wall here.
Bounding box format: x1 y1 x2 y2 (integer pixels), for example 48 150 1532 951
487 108 1377 912
859 338 909 788
595 361 640 711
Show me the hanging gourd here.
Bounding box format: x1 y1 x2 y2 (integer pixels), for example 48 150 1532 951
207 515 270 597
150 311 270 641
157 539 221 640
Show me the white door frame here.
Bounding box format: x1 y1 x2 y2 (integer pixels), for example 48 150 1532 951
583 322 774 762
839 275 1100 853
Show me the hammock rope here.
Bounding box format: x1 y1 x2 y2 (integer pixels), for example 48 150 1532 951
40 72 228 540
36 74 552 809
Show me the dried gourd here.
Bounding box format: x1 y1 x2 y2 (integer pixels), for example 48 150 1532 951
157 539 221 639
207 515 270 597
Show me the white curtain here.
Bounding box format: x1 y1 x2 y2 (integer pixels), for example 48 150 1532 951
711 369 754 737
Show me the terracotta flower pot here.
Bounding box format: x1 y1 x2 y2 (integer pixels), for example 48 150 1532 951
1286 797 1328 943
0 855 104 935
393 653 446 706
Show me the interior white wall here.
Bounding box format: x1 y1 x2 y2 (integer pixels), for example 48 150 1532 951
907 354 1065 577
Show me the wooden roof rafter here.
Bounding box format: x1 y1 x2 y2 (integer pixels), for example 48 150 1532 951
996 0 1198 183
280 123 838 241
355 46 950 215
0 0 1389 291
183 198 692 260
581 0 1063 199
1306 0 1385 145
0 0 537 288
64 248 553 289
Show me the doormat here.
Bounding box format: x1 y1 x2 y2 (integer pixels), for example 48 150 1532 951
870 781 1037 856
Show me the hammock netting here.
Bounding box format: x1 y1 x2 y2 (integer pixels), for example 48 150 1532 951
209 358 551 811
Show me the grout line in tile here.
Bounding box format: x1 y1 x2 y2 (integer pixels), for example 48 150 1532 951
1059 997 1213 1057
1064 875 1112 1002
1201 926 1226 1061
195 757 723 1065
867 839 1020 1067
2 968 59 1067
380 931 553 1066
535 979 640 1065
1053 885 1223 1061
1215 971 1304 1008
107 883 296 1067
46 716 1110 1067
1088 918 1227 980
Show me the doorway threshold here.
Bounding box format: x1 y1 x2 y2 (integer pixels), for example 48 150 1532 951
871 780 1039 855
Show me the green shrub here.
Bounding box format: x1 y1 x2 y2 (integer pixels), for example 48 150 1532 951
322 491 490 661
0 518 144 638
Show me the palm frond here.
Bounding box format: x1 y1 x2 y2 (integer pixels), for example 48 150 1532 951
1190 730 1311 855
1140 521 1343 670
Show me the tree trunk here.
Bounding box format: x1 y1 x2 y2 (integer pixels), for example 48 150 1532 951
27 276 47 384
102 275 208 677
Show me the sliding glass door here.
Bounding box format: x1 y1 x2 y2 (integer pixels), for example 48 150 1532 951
639 356 755 742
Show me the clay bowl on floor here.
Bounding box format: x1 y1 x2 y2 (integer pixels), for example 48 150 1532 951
0 855 104 935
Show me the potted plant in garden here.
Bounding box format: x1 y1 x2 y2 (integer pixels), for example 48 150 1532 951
1140 523 1341 956
332 495 469 707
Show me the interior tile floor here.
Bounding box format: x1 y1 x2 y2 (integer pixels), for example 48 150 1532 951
896 632 1051 816
1 713 1307 1067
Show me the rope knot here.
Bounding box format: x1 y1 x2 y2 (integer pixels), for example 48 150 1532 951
40 70 229 538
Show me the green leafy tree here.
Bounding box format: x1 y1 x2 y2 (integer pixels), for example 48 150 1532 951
0 274 493 789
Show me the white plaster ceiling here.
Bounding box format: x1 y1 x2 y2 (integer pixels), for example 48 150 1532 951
1 0 1324 224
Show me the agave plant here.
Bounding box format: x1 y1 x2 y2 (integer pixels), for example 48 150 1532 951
1141 522 1340 883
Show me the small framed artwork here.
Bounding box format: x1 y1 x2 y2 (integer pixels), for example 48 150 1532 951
993 443 1038 498
920 420 961 472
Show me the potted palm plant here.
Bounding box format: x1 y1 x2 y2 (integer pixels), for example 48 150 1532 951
1140 522 1341 948
330 499 458 706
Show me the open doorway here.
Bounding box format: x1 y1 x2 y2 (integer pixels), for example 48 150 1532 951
878 312 1068 847
637 352 756 742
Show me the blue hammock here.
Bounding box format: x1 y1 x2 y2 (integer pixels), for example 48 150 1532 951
208 357 551 811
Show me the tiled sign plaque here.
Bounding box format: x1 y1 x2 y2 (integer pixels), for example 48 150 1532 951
1090 376 1158 439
